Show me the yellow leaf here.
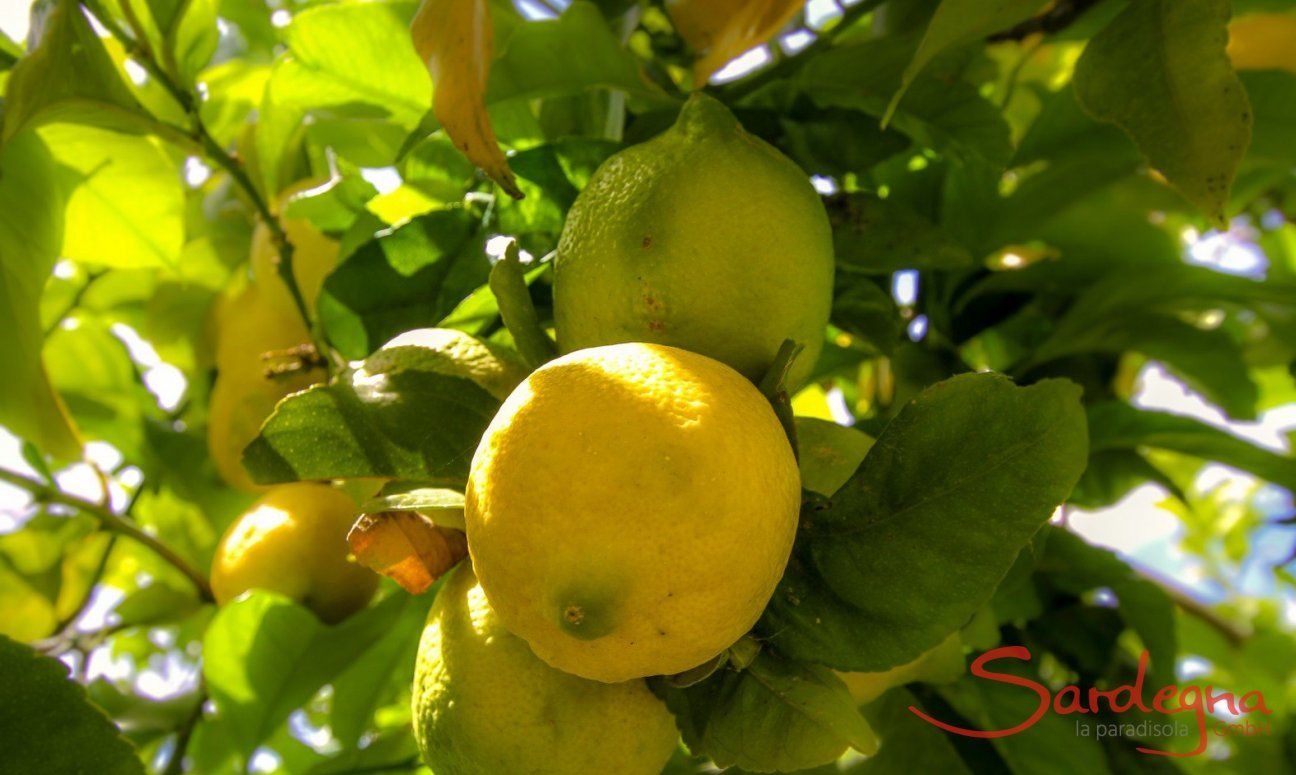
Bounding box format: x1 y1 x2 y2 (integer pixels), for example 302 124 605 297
410 0 522 199
667 0 806 84
347 511 468 594
1228 14 1296 74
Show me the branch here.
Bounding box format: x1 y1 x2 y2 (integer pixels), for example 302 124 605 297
0 468 213 602
162 687 206 775
81 0 321 353
987 0 1102 42
716 0 886 101
1132 563 1250 648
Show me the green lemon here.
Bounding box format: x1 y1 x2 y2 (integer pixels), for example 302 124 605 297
554 93 834 390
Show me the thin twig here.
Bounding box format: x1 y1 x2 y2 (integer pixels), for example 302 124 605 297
1132 562 1250 648
988 0 1103 42
0 468 213 602
162 687 206 775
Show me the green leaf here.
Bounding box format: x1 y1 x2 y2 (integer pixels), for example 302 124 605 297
826 193 973 275
360 484 466 530
1073 0 1252 225
1069 449 1186 510
798 35 1013 167
1086 402 1296 490
243 339 503 484
39 123 185 268
1240 70 1296 164
886 0 1049 124
653 650 877 772
1037 527 1178 687
202 591 412 757
2 0 147 140
853 688 973 775
257 0 430 194
0 129 81 459
0 28 22 70
166 0 219 86
487 1 669 106
761 373 1088 671
0 634 144 774
328 592 428 746
831 276 902 356
318 210 484 359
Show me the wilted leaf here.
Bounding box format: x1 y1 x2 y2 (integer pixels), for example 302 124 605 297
1074 0 1252 225
348 511 467 594
411 0 521 197
667 0 806 84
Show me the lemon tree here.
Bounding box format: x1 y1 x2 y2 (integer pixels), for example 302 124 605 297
1 1 1296 774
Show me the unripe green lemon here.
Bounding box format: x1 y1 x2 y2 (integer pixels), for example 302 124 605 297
466 343 800 682
210 483 377 623
554 93 833 390
412 563 678 775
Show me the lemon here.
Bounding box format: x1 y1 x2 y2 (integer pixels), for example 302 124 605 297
795 417 873 497
837 632 964 705
465 343 800 682
1228 14 1296 73
210 482 377 623
207 285 323 491
412 563 678 774
554 93 834 390
250 179 340 315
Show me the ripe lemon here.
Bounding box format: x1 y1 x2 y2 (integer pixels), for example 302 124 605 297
554 94 833 390
207 285 323 491
465 343 800 682
412 563 678 774
1228 14 1296 73
210 482 377 623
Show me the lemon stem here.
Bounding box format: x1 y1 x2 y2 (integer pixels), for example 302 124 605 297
759 339 802 457
490 241 557 369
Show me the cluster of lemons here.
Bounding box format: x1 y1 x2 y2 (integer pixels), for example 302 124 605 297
208 95 843 772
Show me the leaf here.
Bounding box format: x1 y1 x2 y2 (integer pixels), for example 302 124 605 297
653 650 877 772
328 602 428 747
1069 450 1186 510
258 0 430 194
831 276 902 356
202 591 412 757
411 0 520 198
666 0 806 83
798 35 1013 167
0 634 144 774
39 123 185 268
853 689 973 774
318 210 485 359
1073 0 1252 226
1241 70 1296 163
243 341 502 484
347 511 467 594
1086 402 1296 490
761 373 1088 671
885 0 1049 125
2 0 146 140
1037 527 1178 688
0 129 81 459
826 192 973 275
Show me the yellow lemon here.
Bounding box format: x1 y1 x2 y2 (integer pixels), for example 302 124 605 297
412 563 678 774
554 94 833 390
1228 14 1296 73
465 343 800 682
207 285 323 491
250 179 340 315
210 483 377 623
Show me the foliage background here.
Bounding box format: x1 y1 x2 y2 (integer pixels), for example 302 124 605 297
0 0 1294 773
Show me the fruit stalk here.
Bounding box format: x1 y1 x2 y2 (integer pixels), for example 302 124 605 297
489 241 557 369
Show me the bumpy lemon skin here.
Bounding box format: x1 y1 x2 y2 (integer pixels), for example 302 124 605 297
412 563 679 775
210 483 377 623
554 93 834 391
465 343 801 683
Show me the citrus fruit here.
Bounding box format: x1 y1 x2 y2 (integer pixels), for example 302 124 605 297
1228 14 1296 73
554 93 833 390
465 343 800 682
795 417 873 497
207 285 323 491
250 179 340 315
412 563 678 774
837 631 964 705
210 482 377 623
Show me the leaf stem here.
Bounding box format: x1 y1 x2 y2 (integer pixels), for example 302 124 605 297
0 467 213 602
489 241 557 369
